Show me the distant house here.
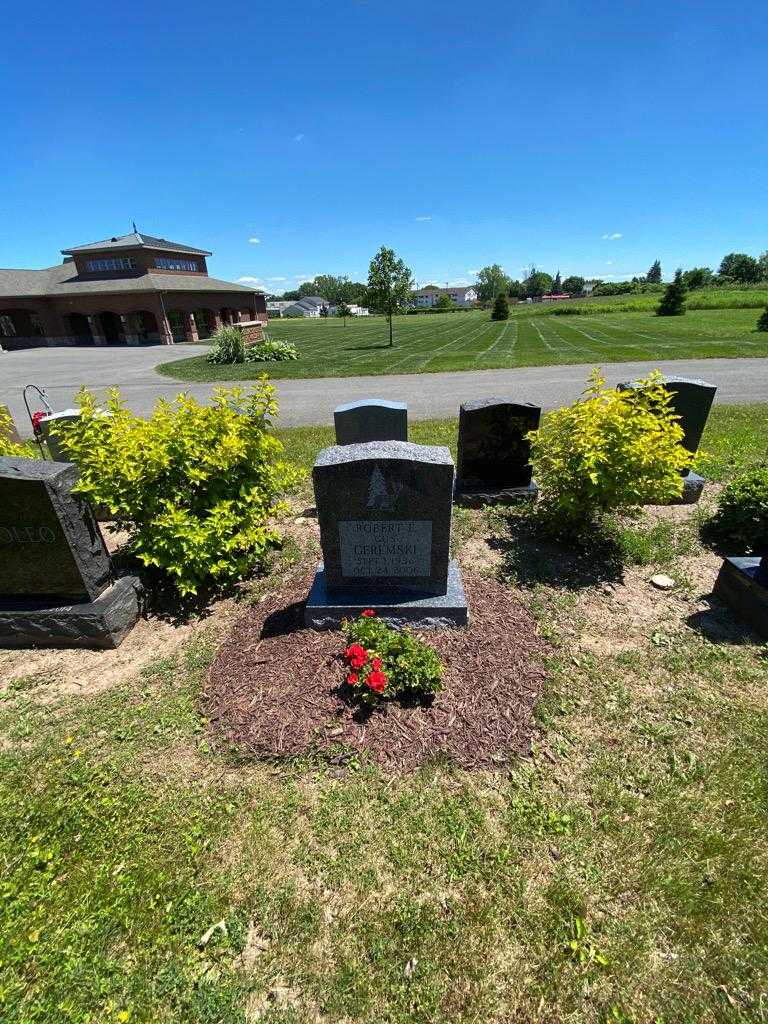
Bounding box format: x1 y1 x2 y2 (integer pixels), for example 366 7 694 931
278 296 329 318
327 303 369 317
540 293 571 302
582 282 598 295
411 285 478 308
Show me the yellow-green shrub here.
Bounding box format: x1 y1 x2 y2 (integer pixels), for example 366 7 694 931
59 382 302 595
528 369 693 537
0 406 31 458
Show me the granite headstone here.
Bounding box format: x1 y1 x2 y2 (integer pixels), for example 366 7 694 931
620 375 717 503
0 457 141 648
713 554 768 638
305 440 467 627
334 399 408 445
455 398 540 504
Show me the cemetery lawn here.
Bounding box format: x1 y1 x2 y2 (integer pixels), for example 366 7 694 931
1 403 767 1023
157 305 768 381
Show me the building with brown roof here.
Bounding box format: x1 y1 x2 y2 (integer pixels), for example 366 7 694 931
0 231 267 348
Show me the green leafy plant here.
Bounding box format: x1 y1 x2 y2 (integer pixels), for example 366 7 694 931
528 369 693 539
342 610 443 706
756 305 768 332
656 268 687 316
206 325 245 364
705 464 768 554
0 406 29 458
564 916 609 967
58 382 302 595
491 292 509 320
244 338 298 362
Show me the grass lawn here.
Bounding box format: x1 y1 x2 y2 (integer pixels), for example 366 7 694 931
1 404 768 1022
158 304 768 382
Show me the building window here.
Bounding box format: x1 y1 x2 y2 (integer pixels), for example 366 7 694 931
155 257 199 272
85 257 136 272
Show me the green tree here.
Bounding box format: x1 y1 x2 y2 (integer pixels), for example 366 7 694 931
759 252 768 280
281 288 301 301
562 275 585 295
646 259 662 284
435 293 453 311
491 293 509 320
336 301 352 326
507 279 522 299
523 271 554 298
757 305 768 332
476 264 510 302
367 246 414 347
656 268 687 316
553 270 562 292
719 252 760 283
681 267 713 290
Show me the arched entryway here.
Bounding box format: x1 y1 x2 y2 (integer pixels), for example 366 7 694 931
167 310 186 343
131 310 159 342
98 311 126 344
0 309 44 340
194 308 215 340
66 313 94 344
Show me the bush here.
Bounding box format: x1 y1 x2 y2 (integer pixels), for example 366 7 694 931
0 406 30 458
528 369 694 539
58 382 302 595
657 269 687 316
244 338 299 362
342 611 443 706
705 465 768 555
491 293 509 321
757 305 768 332
206 325 245 365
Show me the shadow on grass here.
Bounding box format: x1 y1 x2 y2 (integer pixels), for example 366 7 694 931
342 343 392 352
686 601 767 646
489 506 626 591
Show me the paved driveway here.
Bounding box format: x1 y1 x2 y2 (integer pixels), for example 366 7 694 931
2 344 767 436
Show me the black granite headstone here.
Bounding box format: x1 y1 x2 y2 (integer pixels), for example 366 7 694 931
713 555 768 638
0 457 141 649
305 441 467 627
334 399 408 445
456 398 540 503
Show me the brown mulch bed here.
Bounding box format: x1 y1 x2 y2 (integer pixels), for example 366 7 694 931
202 570 550 771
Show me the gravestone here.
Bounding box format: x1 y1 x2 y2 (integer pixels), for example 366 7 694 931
0 457 141 648
334 399 407 445
39 408 82 461
455 398 540 505
713 555 768 638
619 375 717 503
305 440 467 628
0 405 23 446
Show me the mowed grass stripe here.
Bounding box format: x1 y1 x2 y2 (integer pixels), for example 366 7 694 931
158 307 768 380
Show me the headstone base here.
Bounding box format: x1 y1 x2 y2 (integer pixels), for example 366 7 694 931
0 575 143 650
713 556 768 638
305 560 468 629
455 480 539 507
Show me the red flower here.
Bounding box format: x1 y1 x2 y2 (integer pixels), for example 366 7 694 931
31 411 47 433
361 609 376 617
367 670 387 694
370 657 383 671
344 643 366 662
347 673 359 685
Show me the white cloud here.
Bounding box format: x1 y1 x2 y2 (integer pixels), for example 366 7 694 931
237 276 263 285
601 232 623 240
415 215 432 222
447 278 471 287
268 276 287 282
605 261 613 266
293 133 305 142
248 237 261 245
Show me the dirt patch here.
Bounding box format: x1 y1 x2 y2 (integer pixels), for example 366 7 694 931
203 572 550 772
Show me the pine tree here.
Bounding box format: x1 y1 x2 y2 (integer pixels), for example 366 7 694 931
656 269 687 316
491 293 509 321
647 259 662 284
757 305 768 332
553 270 562 292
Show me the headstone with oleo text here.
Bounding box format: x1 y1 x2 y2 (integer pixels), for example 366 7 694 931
305 440 467 627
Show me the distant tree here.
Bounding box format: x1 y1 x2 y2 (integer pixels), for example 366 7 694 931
491 293 509 320
523 271 554 298
367 246 414 347
476 264 511 302
759 252 768 280
435 293 453 311
646 259 662 284
719 252 760 283
337 301 351 326
553 270 562 292
507 279 522 299
561 275 585 295
757 305 768 332
681 267 713 290
656 268 687 316
281 288 301 301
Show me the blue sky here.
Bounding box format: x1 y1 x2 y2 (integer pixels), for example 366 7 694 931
2 1 767 292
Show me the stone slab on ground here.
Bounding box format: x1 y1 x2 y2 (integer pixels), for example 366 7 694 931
713 556 768 638
0 574 143 649
304 560 468 629
455 481 539 507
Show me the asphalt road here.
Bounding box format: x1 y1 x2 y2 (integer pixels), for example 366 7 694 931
2 344 767 436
